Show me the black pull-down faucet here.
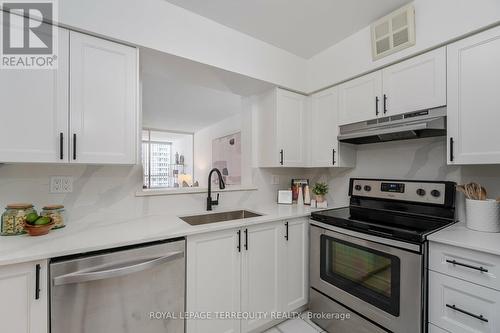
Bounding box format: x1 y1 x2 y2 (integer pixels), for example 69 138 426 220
207 168 226 211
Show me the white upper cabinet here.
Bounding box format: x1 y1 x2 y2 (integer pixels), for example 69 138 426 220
310 87 355 167
70 32 138 164
257 88 307 167
0 24 69 163
382 47 446 116
338 71 383 125
337 48 446 126
0 260 48 333
447 26 500 164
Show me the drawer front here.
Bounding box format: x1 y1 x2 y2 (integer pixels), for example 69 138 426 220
430 242 500 290
429 271 500 333
428 323 450 333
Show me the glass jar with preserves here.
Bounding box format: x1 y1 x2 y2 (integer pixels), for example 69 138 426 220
41 205 65 229
1 204 36 236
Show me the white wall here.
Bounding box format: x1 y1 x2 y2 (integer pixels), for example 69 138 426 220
307 0 500 91
58 0 307 92
194 113 247 187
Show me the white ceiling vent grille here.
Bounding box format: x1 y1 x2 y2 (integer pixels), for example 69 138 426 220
371 4 415 60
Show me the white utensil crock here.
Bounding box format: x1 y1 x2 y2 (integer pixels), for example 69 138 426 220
465 199 500 233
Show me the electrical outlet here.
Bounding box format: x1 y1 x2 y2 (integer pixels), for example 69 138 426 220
271 175 280 185
50 176 73 193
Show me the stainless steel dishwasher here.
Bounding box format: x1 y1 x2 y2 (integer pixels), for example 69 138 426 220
50 239 185 333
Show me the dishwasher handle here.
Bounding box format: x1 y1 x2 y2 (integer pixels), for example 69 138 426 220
53 250 184 286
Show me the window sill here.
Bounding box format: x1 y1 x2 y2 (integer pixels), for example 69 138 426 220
135 185 258 197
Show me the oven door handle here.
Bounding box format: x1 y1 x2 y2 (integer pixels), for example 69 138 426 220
53 251 184 286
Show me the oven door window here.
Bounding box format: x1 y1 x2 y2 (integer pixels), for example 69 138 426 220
320 235 400 316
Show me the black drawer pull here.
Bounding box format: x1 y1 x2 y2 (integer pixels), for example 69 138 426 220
446 304 488 322
73 133 77 160
237 230 241 252
383 94 387 114
332 149 336 165
285 222 289 241
244 228 248 250
449 137 454 162
35 264 41 300
279 149 284 165
446 259 488 273
375 96 379 116
59 133 64 160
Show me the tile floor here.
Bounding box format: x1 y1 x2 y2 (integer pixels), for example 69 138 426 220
264 312 326 333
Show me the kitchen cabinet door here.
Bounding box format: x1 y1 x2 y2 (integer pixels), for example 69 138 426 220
186 228 242 333
276 88 307 167
0 24 69 163
338 71 382 125
0 260 48 333
283 218 308 312
310 87 356 167
447 26 500 164
382 47 446 116
241 221 285 333
69 31 138 164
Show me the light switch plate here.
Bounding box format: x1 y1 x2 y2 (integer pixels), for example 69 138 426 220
50 176 73 193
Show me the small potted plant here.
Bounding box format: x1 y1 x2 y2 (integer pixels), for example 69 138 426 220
312 182 328 203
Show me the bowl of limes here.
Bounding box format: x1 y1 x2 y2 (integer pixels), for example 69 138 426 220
24 212 55 236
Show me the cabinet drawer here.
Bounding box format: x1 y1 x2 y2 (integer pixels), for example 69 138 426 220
428 323 450 333
429 271 500 333
430 242 500 290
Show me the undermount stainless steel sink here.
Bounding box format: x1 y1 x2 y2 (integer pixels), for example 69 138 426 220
180 210 262 226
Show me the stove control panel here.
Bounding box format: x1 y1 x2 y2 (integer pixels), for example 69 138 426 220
351 179 446 205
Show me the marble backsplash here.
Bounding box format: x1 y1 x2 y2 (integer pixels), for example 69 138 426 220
1 137 499 225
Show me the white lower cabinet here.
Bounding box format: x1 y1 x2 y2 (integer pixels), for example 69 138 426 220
0 260 48 333
241 222 284 332
186 228 241 333
429 270 500 333
283 218 308 312
186 218 308 333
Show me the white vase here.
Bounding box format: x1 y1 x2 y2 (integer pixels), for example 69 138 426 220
465 199 500 233
304 185 311 205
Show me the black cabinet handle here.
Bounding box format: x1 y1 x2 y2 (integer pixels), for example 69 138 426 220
237 230 241 252
383 94 387 114
73 134 77 160
279 149 284 166
285 222 289 241
375 96 379 116
59 133 64 160
332 149 336 165
35 264 41 300
449 137 454 162
446 259 488 273
446 304 488 322
244 228 248 250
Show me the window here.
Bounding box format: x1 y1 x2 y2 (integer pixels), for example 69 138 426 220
142 129 194 189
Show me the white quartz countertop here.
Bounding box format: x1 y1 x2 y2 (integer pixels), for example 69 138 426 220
428 222 500 256
0 204 319 266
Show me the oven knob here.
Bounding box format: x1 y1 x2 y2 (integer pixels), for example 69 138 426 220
364 185 371 192
431 190 441 198
416 188 426 196
354 185 362 191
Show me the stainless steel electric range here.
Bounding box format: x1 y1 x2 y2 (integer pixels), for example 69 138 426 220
309 178 456 333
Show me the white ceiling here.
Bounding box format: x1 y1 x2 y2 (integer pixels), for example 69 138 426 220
164 0 411 59
141 48 273 133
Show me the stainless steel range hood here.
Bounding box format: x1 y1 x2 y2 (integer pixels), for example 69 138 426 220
338 108 446 144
